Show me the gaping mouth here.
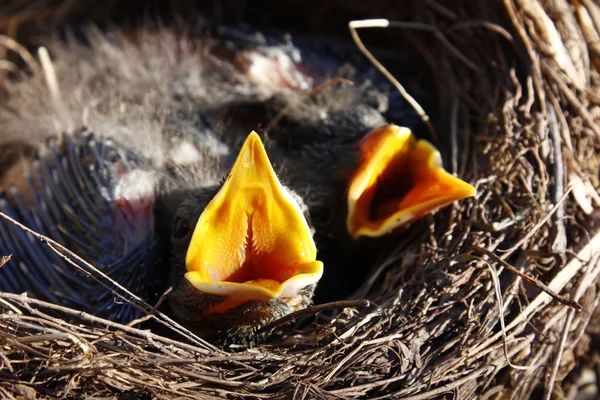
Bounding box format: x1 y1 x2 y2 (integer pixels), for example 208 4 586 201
185 131 323 301
347 124 476 238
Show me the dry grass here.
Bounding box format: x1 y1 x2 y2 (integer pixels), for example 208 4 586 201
1 0 600 398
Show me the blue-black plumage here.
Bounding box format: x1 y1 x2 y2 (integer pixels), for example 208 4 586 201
0 132 159 322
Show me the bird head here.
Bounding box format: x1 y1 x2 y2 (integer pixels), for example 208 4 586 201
346 124 476 238
168 131 323 342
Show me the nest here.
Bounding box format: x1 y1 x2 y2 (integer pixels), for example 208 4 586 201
1 0 600 398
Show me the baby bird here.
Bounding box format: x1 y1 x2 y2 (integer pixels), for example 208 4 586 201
0 23 474 343
168 132 322 342
263 120 475 302
0 25 362 337
0 27 305 326
345 124 476 238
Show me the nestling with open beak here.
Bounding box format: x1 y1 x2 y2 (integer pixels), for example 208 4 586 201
168 132 323 341
0 22 475 343
268 121 476 242
0 26 343 341
345 124 476 238
0 27 330 328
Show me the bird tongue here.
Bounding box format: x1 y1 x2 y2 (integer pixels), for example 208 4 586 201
184 132 323 301
346 124 476 238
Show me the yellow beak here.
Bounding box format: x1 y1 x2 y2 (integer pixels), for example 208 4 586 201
185 131 323 303
347 124 476 238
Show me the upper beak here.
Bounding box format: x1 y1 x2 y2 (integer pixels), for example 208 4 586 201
347 124 476 238
185 131 323 304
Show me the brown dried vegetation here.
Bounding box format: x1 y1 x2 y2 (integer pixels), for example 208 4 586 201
1 0 600 398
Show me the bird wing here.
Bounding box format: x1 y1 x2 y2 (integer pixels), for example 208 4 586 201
0 132 160 323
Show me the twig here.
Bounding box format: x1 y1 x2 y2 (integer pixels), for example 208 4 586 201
338 365 496 398
469 230 600 357
421 0 458 20
542 62 600 137
0 291 222 356
543 308 575 400
500 185 572 259
450 85 459 174
503 0 547 113
547 105 567 256
258 300 372 336
451 21 514 41
348 19 438 143
461 253 548 370
126 287 172 327
473 245 581 310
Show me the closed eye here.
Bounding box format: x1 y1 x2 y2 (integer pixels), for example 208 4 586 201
172 215 192 242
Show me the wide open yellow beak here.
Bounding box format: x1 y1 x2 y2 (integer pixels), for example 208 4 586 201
347 124 476 238
185 131 323 304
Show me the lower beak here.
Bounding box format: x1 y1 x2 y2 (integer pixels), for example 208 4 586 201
185 132 323 310
347 124 476 238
